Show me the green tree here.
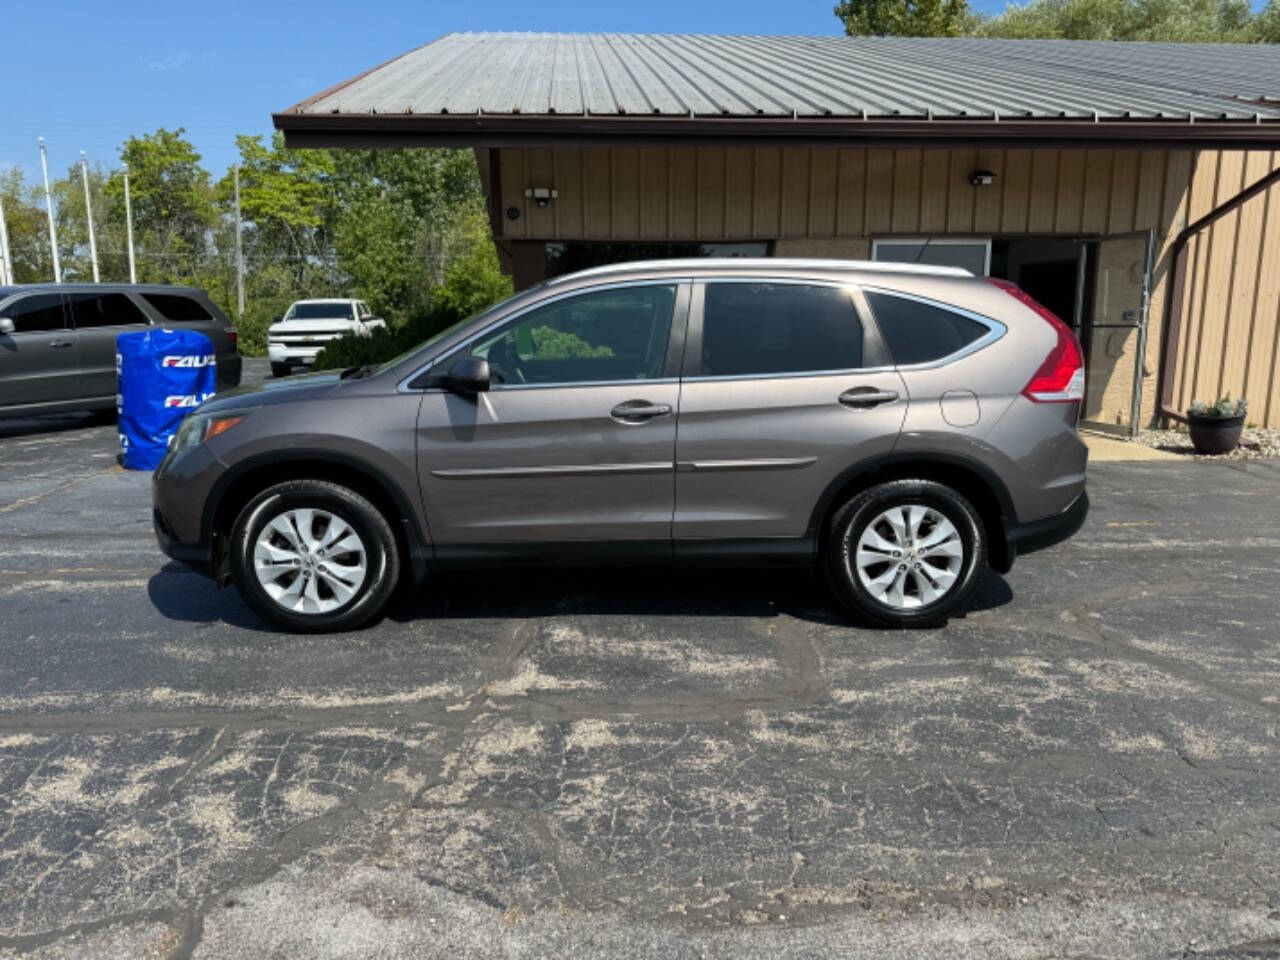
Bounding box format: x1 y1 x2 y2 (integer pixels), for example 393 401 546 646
836 0 974 36
976 0 1261 39
104 128 215 284
0 166 54 283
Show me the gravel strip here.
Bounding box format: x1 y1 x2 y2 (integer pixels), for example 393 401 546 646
1135 426 1280 460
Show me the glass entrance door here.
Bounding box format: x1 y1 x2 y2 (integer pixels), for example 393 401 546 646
1079 230 1155 436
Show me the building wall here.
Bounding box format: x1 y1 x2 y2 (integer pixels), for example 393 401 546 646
488 146 1280 427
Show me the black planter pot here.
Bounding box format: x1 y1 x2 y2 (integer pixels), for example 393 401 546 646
1187 413 1245 455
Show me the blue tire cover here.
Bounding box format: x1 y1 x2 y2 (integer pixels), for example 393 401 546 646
116 328 217 471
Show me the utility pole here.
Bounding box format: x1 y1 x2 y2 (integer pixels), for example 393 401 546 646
122 162 136 284
80 151 100 283
233 164 245 320
0 194 12 285
38 138 61 283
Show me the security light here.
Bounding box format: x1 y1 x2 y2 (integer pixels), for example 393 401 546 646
969 170 996 187
524 187 558 207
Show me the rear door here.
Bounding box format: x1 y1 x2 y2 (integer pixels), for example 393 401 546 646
0 293 80 407
415 281 688 548
673 279 907 544
65 290 152 399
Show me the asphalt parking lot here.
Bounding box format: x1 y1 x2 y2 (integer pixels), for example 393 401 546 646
2 358 1280 958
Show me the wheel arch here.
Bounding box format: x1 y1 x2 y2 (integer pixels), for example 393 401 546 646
204 451 430 584
809 453 1016 573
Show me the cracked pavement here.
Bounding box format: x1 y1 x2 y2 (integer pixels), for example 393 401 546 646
2 359 1280 958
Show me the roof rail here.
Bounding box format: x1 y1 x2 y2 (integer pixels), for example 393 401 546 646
547 257 971 284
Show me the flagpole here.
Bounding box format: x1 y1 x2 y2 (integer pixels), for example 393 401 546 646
80 151 100 283
122 162 137 284
38 137 61 283
0 194 12 285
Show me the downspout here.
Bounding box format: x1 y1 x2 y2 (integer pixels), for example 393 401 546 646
1158 164 1280 424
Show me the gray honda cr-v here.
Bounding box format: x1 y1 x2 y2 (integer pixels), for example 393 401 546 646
153 258 1088 632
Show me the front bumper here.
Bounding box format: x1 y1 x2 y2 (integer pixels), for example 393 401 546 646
1005 490 1089 561
152 443 225 580
153 507 214 576
268 342 325 364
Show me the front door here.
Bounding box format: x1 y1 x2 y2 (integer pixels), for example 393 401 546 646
1080 230 1154 435
65 290 154 399
416 281 687 548
0 293 81 408
674 279 907 543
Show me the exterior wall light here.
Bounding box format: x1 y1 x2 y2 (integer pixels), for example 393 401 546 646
524 187 559 208
969 170 996 187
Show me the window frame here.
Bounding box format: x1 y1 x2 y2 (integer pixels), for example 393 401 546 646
1 293 71 335
141 292 212 323
855 285 1006 372
66 291 151 330
683 277 888 382
407 279 692 393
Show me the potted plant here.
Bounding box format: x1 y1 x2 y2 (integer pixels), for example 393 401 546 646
1186 395 1247 455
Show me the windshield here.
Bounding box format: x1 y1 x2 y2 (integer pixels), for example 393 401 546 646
287 302 353 320
373 294 531 377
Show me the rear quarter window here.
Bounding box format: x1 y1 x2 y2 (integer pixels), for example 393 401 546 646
865 291 990 366
143 293 213 322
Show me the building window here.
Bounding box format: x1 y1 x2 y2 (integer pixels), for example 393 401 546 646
546 242 769 279
872 238 991 277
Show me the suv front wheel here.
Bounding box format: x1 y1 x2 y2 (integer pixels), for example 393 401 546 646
824 479 987 628
229 480 400 632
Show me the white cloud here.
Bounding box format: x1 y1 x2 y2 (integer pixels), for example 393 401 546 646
147 51 190 72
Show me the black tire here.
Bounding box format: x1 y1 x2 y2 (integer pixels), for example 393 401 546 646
270 363 292 378
230 480 400 633
822 479 987 628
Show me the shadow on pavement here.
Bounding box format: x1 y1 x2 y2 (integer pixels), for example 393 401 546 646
0 411 114 440
148 561 1013 633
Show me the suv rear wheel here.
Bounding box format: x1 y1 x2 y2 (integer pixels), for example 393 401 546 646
229 480 400 632
270 363 292 378
823 479 987 628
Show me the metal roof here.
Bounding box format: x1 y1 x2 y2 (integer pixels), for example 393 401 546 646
275 32 1280 148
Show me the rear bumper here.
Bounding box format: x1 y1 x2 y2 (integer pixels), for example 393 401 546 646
1005 490 1089 561
217 354 242 390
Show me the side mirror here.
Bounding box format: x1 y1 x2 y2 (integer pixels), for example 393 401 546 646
446 356 490 394
0 318 13 335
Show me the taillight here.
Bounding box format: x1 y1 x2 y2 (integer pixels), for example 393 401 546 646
226 327 238 352
986 277 1084 403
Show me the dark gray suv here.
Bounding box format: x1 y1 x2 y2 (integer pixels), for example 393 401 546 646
153 259 1088 632
0 284 241 419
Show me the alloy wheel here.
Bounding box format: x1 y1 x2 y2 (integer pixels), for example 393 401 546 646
253 508 368 615
853 504 964 610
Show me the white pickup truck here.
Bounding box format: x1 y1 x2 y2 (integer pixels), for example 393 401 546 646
267 299 387 377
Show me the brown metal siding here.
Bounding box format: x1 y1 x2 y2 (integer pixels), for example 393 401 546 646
490 145 1280 426
1172 149 1280 427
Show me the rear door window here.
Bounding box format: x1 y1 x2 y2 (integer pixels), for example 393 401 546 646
865 291 990 366
142 293 213 321
3 294 68 333
67 292 150 328
467 285 677 387
697 282 862 377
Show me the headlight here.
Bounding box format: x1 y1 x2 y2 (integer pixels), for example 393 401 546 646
170 412 244 454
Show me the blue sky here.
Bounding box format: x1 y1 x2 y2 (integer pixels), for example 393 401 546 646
3 0 1032 182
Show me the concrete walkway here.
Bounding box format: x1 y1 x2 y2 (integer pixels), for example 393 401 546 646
1081 430 1180 461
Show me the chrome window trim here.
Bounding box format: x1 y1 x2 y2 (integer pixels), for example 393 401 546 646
857 284 1006 373
396 278 690 394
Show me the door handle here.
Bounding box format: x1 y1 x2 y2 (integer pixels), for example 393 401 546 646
48 340 74 349
610 399 673 423
838 387 899 408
